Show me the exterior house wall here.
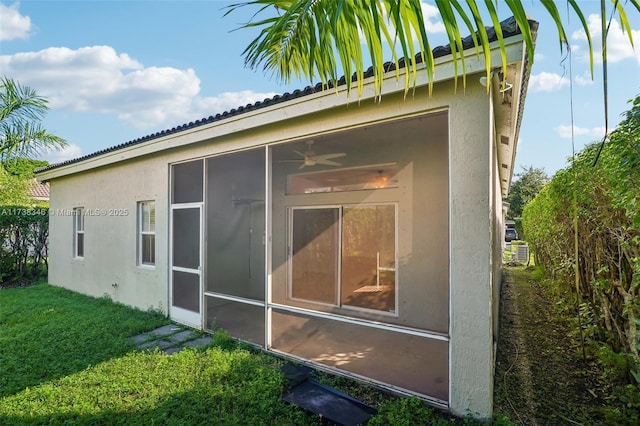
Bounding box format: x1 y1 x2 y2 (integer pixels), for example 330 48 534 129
42 28 530 419
48 79 496 416
447 83 494 417
48 156 169 312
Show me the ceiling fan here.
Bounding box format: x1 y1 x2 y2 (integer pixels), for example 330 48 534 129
279 140 346 169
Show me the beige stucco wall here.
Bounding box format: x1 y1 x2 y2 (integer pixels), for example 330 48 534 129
447 81 494 418
48 155 170 313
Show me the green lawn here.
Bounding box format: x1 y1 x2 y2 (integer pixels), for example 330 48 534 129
0 283 501 425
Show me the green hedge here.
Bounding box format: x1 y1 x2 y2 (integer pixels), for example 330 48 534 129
522 95 640 372
0 206 48 284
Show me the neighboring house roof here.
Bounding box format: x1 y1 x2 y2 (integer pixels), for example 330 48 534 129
28 178 50 201
36 16 537 177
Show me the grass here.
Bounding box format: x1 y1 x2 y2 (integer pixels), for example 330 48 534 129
494 266 638 425
0 282 169 398
0 282 502 425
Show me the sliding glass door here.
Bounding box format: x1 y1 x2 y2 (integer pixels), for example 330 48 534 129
288 204 396 313
290 207 340 304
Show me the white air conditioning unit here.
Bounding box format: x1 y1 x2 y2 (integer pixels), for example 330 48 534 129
515 244 529 263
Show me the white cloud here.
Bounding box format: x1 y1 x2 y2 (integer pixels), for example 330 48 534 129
534 53 544 62
363 1 445 45
0 45 276 129
44 144 83 164
528 72 569 92
193 90 277 114
421 2 445 34
0 2 32 40
575 73 595 86
555 125 606 139
572 14 640 64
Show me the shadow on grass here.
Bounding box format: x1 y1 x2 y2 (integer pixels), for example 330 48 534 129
0 283 169 399
0 347 316 426
0 388 312 426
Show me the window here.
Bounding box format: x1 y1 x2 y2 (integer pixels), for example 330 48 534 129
287 164 399 195
138 201 156 266
289 204 396 313
73 207 84 258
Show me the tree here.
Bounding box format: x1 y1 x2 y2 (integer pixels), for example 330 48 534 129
0 76 67 161
507 165 548 218
2 158 49 179
226 1 639 98
0 167 29 206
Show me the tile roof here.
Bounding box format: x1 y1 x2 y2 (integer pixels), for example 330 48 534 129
28 178 50 200
36 16 536 174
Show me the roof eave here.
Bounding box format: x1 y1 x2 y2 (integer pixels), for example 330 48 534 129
37 19 534 182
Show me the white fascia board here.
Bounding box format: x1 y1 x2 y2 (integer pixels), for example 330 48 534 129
37 35 525 182
494 44 529 198
505 46 529 193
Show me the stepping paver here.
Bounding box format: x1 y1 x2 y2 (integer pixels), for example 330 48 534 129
166 330 197 343
138 339 174 350
149 324 183 337
131 333 153 345
131 324 214 354
182 336 213 348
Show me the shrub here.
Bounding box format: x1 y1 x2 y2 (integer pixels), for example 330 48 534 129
522 95 640 388
0 206 48 284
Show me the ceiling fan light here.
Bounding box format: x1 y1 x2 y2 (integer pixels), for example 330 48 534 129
374 171 388 188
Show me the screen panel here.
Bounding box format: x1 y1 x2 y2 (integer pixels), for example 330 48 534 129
206 150 265 301
272 309 449 401
172 160 203 204
205 296 264 345
172 208 200 270
172 270 200 312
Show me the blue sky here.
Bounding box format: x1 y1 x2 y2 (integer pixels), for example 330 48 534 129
1 0 639 176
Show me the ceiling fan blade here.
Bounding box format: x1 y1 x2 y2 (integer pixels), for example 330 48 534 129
313 153 346 161
316 159 342 167
298 163 308 169
292 150 307 158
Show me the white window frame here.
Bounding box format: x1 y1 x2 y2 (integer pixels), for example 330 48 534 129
73 207 84 258
138 200 156 267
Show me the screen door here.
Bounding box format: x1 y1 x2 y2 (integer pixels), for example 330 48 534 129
170 205 202 327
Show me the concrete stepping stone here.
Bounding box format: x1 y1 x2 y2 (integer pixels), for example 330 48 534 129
131 333 153 345
138 339 174 350
131 324 214 354
166 330 197 343
182 336 213 348
149 324 183 337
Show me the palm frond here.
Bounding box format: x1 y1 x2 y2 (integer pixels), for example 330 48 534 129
1 76 67 160
0 121 66 161
0 76 49 123
226 0 639 100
